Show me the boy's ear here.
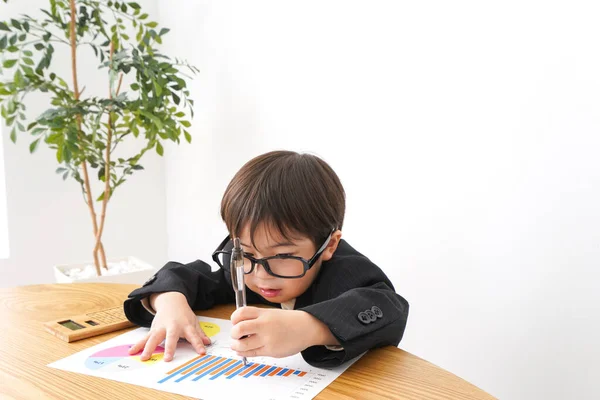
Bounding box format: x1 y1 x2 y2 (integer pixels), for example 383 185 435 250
320 230 342 262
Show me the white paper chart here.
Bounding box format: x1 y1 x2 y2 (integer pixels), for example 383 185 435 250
49 316 362 400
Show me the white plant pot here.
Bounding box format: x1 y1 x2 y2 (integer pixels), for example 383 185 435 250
53 256 157 284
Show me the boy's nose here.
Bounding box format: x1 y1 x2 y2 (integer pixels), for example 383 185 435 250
253 263 273 279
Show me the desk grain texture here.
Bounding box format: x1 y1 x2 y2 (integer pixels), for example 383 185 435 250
0 284 495 400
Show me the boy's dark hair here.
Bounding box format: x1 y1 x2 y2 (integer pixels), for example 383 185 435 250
221 150 345 247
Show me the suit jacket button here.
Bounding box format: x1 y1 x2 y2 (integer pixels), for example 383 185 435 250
357 311 370 324
365 309 377 322
371 306 383 318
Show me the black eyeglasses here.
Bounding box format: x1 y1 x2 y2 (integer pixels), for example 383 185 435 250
212 229 335 279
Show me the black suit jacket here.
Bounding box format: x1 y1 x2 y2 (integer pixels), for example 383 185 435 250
124 239 409 368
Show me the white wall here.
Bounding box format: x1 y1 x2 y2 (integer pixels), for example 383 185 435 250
158 1 600 399
0 0 168 287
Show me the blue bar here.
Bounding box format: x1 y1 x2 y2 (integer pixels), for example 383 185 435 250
226 363 254 379
210 360 242 380
260 366 278 377
175 357 222 383
293 370 301 375
158 355 211 384
243 364 264 378
192 359 231 381
276 368 289 376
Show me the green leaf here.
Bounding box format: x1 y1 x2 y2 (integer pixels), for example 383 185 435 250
10 128 16 143
155 141 163 156
2 59 17 68
0 36 6 49
23 57 34 66
0 22 10 32
184 130 191 143
180 120 191 128
146 21 158 28
10 19 21 30
29 138 41 153
128 2 141 9
159 28 170 36
23 50 32 57
34 43 45 50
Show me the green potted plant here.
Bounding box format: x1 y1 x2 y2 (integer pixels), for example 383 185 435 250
0 0 197 282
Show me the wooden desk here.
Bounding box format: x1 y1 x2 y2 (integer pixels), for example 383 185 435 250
0 284 495 400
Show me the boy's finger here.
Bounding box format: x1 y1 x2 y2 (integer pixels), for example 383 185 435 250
141 331 165 361
230 306 261 325
129 333 150 355
184 326 207 355
230 334 261 352
163 330 180 362
196 325 212 345
231 319 259 339
235 347 264 358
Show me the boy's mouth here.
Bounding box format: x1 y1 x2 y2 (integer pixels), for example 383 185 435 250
259 288 281 298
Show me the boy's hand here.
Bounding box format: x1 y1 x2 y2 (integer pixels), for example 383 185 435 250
230 307 339 358
128 292 211 362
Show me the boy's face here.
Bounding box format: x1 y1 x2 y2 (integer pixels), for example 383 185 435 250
239 223 340 303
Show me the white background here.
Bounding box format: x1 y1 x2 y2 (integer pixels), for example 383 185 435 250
2 1 599 399
157 1 600 399
0 0 168 286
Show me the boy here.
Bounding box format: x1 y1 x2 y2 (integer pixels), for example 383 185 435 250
124 150 409 368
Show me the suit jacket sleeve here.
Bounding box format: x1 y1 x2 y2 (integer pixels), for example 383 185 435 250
123 255 265 327
298 245 409 368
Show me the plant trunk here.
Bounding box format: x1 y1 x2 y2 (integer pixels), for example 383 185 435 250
69 0 106 276
93 42 119 268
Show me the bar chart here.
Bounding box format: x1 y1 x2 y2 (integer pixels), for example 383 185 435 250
159 354 308 384
50 315 361 399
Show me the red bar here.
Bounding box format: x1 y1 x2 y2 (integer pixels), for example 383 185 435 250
283 369 294 377
268 367 283 376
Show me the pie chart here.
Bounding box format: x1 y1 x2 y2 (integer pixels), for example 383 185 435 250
85 344 165 371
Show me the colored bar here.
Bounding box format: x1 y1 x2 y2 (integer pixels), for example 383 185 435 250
166 355 205 375
260 366 278 377
159 355 211 384
192 359 231 381
227 363 254 379
194 357 225 375
225 363 246 376
298 371 307 377
210 361 241 380
276 368 289 376
268 367 283 376
243 364 264 378
253 365 271 376
182 355 216 375
283 369 294 376
175 357 220 383
293 370 301 375
210 359 237 375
